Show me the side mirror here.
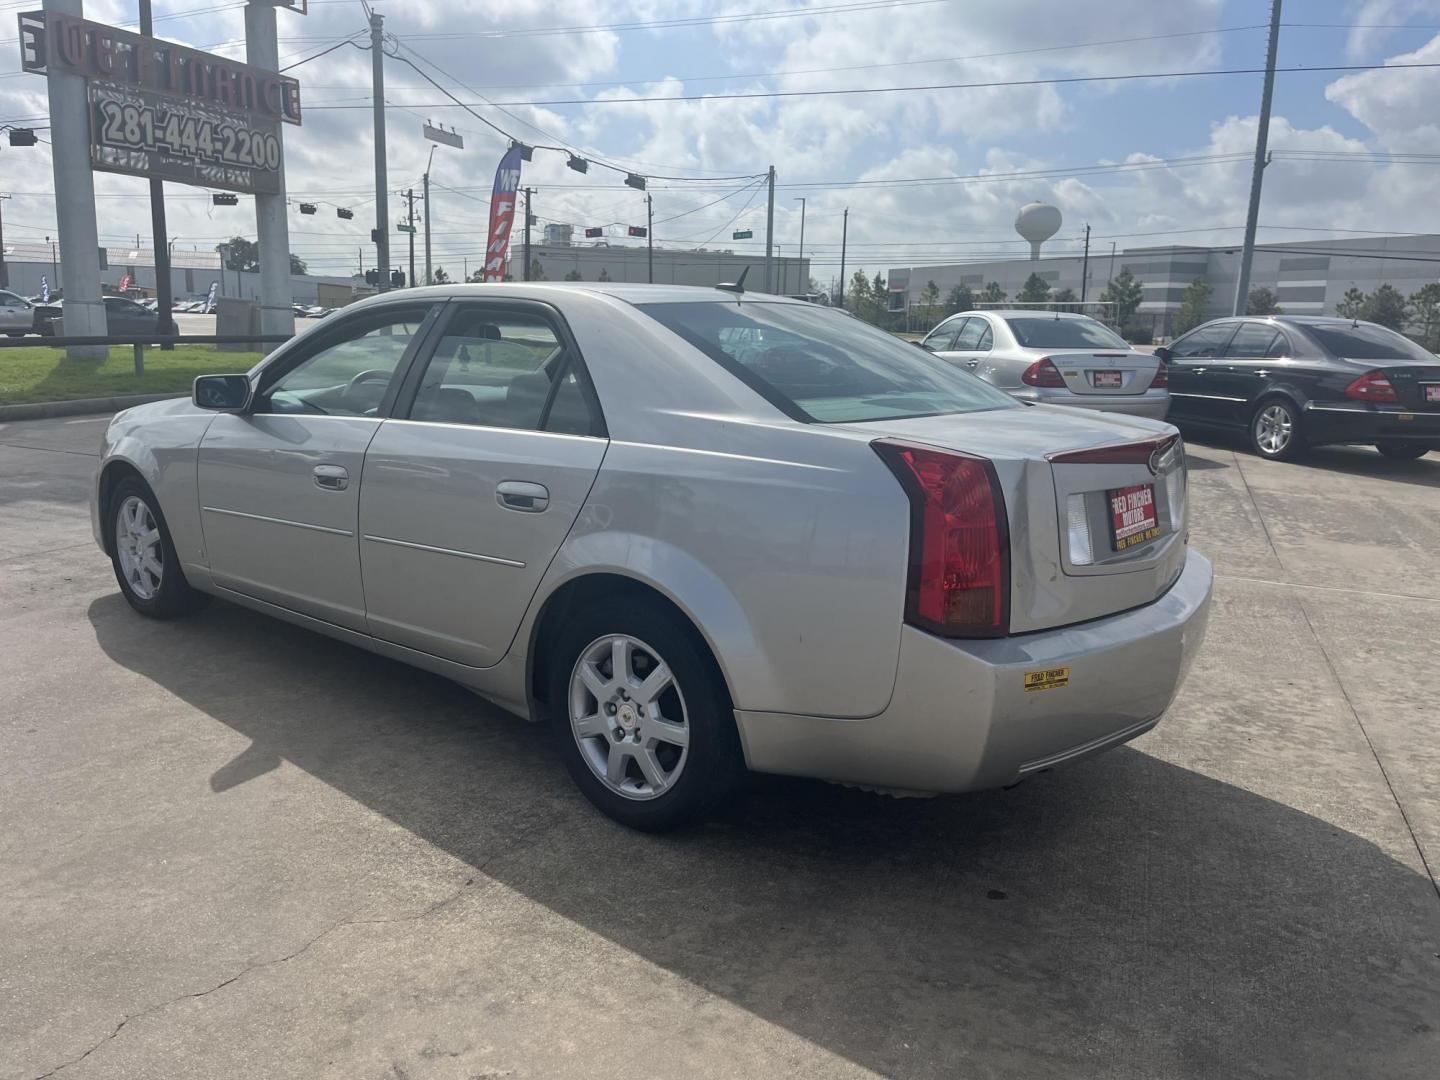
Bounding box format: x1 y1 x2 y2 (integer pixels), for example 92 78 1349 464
1152 345 1172 362
193 374 252 412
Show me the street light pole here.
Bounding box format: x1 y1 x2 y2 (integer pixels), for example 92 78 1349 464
1234 0 1283 316
369 6 391 291
423 146 435 286
1080 223 1091 304
838 208 849 307
138 0 174 345
764 164 775 292
794 196 806 295
647 193 654 283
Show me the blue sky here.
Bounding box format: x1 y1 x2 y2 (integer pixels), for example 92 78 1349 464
4 0 1440 285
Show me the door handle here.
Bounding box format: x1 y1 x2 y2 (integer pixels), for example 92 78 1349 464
965 359 980 369
496 480 549 513
313 464 349 491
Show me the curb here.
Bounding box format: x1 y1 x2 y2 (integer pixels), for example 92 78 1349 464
0 392 186 423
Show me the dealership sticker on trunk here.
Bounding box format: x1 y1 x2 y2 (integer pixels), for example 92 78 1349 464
1092 370 1123 388
1024 667 1070 692
1109 483 1160 551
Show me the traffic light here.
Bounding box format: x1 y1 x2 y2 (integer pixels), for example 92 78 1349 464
628 226 647 238
7 129 37 147
337 208 354 220
584 227 603 238
299 203 317 215
624 173 646 190
212 193 239 206
390 269 405 287
365 269 380 286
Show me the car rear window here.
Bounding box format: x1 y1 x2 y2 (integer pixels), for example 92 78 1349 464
1303 323 1436 362
1005 317 1129 350
635 301 1018 423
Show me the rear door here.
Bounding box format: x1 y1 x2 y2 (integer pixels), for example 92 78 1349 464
357 301 608 668
1165 322 1239 424
945 316 995 375
197 301 443 631
1211 322 1292 423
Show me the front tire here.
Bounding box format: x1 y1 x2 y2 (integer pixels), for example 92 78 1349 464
1375 441 1430 461
546 597 741 831
1248 397 1306 461
108 476 209 619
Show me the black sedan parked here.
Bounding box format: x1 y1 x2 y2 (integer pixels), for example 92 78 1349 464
1157 315 1440 461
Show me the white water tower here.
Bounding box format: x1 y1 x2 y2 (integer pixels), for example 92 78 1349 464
1015 202 1062 261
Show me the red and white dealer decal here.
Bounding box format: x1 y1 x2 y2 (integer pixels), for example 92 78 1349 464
1109 483 1160 551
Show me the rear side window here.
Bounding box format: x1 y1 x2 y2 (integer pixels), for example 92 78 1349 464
1303 323 1435 362
953 318 992 351
1225 323 1288 359
637 300 1017 423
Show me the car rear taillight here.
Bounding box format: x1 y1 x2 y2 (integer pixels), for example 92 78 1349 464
1149 360 1168 388
873 440 1010 638
1020 357 1066 388
1345 369 1399 403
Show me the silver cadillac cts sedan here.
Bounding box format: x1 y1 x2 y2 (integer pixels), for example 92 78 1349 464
92 283 1212 830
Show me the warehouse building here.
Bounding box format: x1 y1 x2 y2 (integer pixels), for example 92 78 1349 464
887 233 1440 336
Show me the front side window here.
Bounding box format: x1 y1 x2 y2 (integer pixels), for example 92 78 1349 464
408 307 597 434
922 318 963 351
1169 322 1236 359
260 304 433 416
1303 322 1436 362
1006 317 1128 350
637 300 1018 423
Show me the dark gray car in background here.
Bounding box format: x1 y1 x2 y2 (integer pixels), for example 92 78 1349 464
1158 315 1440 461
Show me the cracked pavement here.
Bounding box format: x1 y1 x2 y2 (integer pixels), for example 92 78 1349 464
2 413 1438 1079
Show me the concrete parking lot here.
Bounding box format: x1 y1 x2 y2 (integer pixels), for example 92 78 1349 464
1 413 1437 1079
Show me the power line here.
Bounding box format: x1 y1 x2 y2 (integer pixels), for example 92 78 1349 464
305 60 1440 111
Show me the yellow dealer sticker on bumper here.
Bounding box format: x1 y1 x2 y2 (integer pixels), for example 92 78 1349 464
1024 667 1070 692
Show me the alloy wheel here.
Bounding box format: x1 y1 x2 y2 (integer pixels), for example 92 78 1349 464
568 634 690 801
1254 404 1293 456
115 495 164 600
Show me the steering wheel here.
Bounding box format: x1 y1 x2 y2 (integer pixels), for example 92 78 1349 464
341 368 392 407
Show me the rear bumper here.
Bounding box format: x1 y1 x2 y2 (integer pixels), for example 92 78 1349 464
1303 401 1440 445
1013 387 1170 421
735 548 1213 794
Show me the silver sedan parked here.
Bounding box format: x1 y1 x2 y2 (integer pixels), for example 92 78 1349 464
0 289 37 336
92 283 1211 830
922 309 1170 420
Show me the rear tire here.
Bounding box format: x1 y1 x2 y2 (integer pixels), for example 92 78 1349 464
1248 397 1306 461
546 596 742 831
1375 442 1430 461
108 476 209 619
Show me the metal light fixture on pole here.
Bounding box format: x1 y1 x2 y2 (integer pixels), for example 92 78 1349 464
1234 0 1283 316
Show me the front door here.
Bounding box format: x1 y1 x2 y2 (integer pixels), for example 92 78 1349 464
358 302 608 667
197 301 443 631
1165 322 1239 424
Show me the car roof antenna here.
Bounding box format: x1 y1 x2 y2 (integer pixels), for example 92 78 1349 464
715 266 749 294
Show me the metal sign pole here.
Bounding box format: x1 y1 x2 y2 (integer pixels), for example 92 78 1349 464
246 0 296 334
137 0 174 348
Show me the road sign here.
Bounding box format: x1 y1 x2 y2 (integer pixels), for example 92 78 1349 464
397 223 416 234
733 230 753 239
423 123 463 150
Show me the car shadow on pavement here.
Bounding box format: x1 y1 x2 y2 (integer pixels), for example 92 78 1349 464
1176 425 1440 489
87 594 1440 1080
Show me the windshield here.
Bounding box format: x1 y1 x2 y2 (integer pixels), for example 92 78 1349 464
1005 317 1129 350
636 301 1017 423
1303 323 1436 362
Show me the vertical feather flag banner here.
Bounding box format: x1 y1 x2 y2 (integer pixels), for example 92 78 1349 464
483 145 525 282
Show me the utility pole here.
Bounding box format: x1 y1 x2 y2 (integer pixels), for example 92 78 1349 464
1234 0 1283 316
794 196 806 295
138 1 174 345
838 207 849 308
523 187 532 281
369 6 390 291
406 188 416 288
246 0 294 335
764 164 775 293
647 193 654 283
1080 223 1091 303
0 194 9 288
423 162 433 286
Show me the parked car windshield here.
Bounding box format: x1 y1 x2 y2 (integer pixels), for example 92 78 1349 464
1302 322 1437 362
1005 317 1129 350
637 301 1018 422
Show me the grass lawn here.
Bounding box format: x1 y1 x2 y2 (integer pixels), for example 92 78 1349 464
0 344 263 406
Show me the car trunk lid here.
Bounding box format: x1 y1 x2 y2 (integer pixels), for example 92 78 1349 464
1044 350 1160 396
841 407 1189 634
